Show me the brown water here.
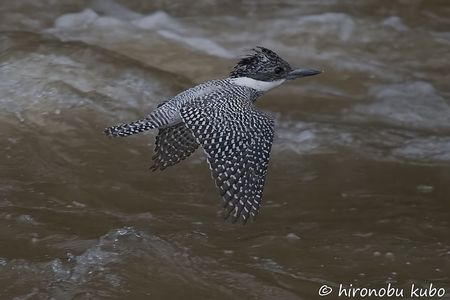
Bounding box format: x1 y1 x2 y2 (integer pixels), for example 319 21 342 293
1 1 450 299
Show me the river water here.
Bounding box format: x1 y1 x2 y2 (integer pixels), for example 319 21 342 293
1 0 449 299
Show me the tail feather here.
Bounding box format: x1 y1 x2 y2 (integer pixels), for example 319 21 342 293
104 118 157 137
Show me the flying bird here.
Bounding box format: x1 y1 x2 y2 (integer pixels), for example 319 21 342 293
104 47 321 223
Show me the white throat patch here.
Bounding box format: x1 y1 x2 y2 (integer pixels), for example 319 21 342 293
231 77 286 92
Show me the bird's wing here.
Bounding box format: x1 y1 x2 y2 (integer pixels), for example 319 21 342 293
150 122 199 171
180 90 274 223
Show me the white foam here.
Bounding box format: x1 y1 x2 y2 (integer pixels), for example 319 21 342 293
54 8 98 29
94 16 127 28
393 137 450 162
158 30 234 58
91 0 142 21
51 6 234 59
295 13 355 42
132 11 180 31
131 11 234 58
382 16 408 31
350 81 450 130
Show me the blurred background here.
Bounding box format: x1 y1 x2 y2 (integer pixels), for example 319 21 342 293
0 0 449 299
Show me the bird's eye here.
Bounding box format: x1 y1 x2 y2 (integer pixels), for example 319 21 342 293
274 67 284 74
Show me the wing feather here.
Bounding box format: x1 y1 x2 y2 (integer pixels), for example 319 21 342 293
150 122 199 171
180 89 274 223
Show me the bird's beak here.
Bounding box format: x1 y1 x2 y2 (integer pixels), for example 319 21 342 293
287 68 322 80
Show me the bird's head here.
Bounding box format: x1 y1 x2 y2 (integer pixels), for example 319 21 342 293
230 47 321 92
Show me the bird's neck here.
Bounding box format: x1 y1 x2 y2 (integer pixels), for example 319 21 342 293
230 77 285 92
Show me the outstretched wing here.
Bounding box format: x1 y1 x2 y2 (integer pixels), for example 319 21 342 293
150 122 199 171
180 90 274 223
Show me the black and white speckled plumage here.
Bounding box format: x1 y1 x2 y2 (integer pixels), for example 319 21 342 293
180 85 273 222
150 122 199 171
104 47 321 223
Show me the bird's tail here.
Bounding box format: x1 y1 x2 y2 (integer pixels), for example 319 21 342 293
104 117 158 137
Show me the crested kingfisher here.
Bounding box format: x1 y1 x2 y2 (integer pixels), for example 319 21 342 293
105 47 321 223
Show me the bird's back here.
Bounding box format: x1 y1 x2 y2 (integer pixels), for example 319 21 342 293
153 78 259 128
